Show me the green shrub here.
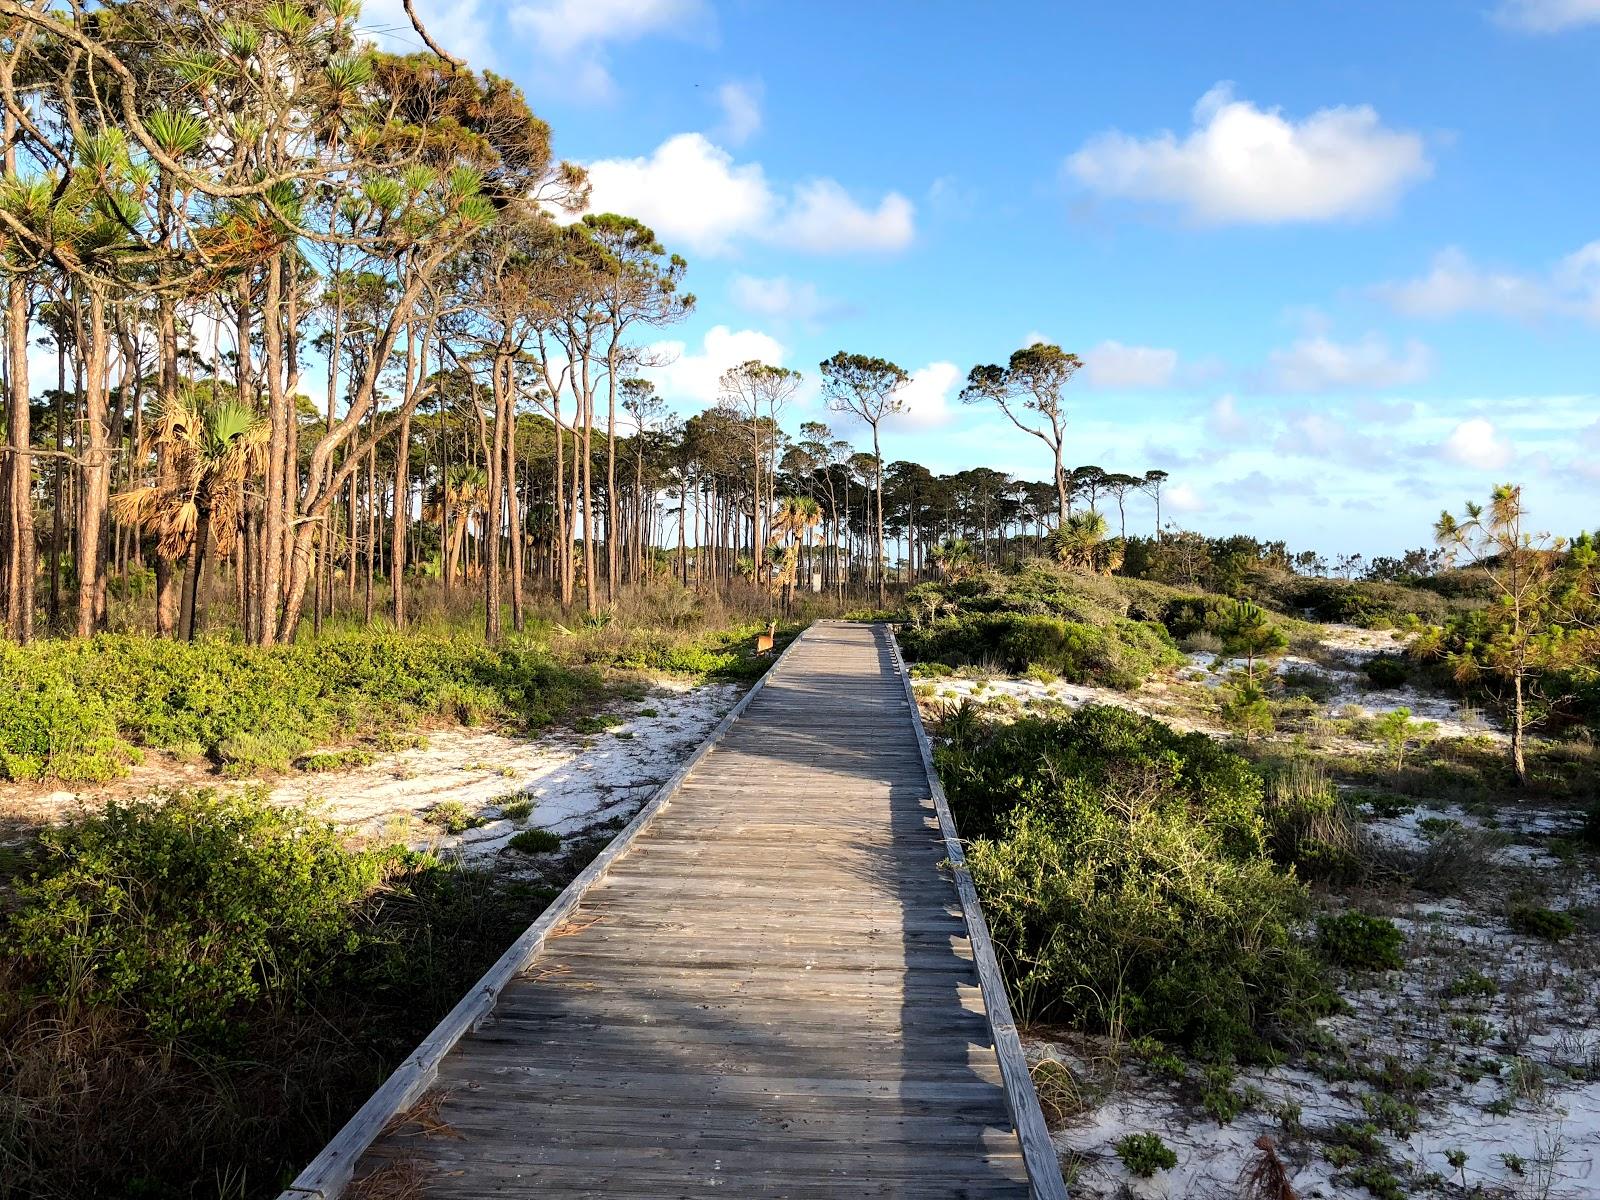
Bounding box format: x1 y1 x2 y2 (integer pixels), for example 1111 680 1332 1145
1363 655 1411 688
1115 1132 1177 1177
296 748 375 773
937 705 1334 1061
1508 904 1575 940
508 829 562 854
0 651 133 781
1445 971 1498 1000
498 796 534 821
1317 911 1405 971
424 800 484 836
5 789 396 1044
0 631 603 784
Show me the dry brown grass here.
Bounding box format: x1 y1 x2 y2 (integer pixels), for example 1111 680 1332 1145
348 1157 429 1200
380 1088 463 1141
1239 1135 1299 1200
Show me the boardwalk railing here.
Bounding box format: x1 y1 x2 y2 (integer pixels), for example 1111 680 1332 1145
888 626 1067 1199
279 621 1067 1199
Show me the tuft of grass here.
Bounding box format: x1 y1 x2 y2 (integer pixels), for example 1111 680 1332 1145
422 801 485 836
507 829 562 855
497 795 534 822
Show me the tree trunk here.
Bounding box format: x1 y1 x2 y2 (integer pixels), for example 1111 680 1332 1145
76 290 110 637
4 274 32 642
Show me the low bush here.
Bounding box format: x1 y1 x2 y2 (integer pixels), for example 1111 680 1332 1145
508 828 562 854
0 630 605 784
6 789 396 1045
1316 912 1405 972
898 562 1186 689
0 789 558 1198
935 704 1335 1061
1115 1132 1178 1177
1363 655 1411 688
1508 904 1575 940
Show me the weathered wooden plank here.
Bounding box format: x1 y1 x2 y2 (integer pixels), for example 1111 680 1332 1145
287 622 1058 1199
886 628 1067 1200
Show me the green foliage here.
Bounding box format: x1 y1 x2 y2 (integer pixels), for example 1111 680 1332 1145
5 790 396 1044
296 748 374 772
498 795 534 821
1507 904 1575 940
936 705 1334 1061
899 562 1184 689
1316 911 1405 972
1214 598 1288 674
1445 970 1498 1000
508 829 562 854
1114 1132 1177 1177
424 800 485 835
0 631 603 783
1370 707 1437 771
1363 655 1411 688
1219 676 1274 739
574 712 624 734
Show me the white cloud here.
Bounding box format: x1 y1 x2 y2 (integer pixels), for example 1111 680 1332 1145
1066 82 1430 224
1167 482 1205 513
1440 417 1515 469
1374 242 1600 322
895 362 961 429
358 0 495 69
1082 340 1178 389
511 0 710 101
580 133 915 256
716 81 762 145
1022 330 1050 347
1494 0 1600 31
1206 394 1250 440
1264 332 1432 392
772 179 915 254
643 324 787 406
728 275 836 325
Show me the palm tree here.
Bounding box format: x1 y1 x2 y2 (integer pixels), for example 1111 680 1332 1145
1048 510 1121 575
930 536 975 582
112 393 270 640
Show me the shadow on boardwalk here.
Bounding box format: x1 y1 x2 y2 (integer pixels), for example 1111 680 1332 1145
356 623 1031 1198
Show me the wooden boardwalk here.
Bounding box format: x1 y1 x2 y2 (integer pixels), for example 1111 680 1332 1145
283 622 1061 1199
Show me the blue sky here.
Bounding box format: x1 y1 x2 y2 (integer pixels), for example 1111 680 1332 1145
374 0 1600 556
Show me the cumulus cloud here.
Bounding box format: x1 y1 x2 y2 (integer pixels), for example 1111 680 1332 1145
1374 242 1600 323
643 325 787 406
1263 332 1432 392
1441 417 1515 469
728 275 839 325
581 133 915 255
1494 0 1600 31
511 0 710 101
895 362 962 429
1066 82 1430 224
1082 340 1179 389
773 180 915 254
715 81 762 145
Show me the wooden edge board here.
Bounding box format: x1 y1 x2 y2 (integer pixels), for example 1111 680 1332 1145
275 625 813 1200
885 625 1068 1200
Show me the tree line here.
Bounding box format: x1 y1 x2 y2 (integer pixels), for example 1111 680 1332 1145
0 0 1189 645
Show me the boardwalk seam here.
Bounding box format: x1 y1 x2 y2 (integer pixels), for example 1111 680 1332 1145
887 626 1069 1200
275 628 809 1200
